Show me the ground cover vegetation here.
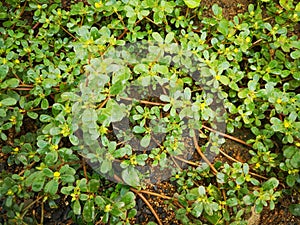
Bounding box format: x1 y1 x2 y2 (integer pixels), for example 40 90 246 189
0 0 299 224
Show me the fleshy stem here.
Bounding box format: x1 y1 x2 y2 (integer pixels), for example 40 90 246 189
193 135 218 174
202 125 252 147
130 187 163 225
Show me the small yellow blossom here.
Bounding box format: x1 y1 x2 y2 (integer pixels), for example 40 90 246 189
95 1 103 9
104 204 112 212
50 144 59 151
200 102 206 110
53 171 60 178
283 120 290 128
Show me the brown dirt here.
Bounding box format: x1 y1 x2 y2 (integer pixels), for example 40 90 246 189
200 0 254 20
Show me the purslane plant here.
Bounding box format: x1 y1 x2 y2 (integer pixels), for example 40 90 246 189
0 0 300 224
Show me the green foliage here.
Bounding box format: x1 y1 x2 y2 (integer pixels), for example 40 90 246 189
0 0 299 224
183 0 201 9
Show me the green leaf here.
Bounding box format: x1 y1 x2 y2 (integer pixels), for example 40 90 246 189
289 204 300 216
69 134 79 145
212 4 222 16
61 174 75 183
290 151 300 168
100 159 112 174
110 80 124 95
236 176 245 185
41 99 49 110
160 95 170 102
134 64 148 74
73 199 81 215
291 50 300 59
219 75 229 85
0 65 9 80
121 191 136 208
1 98 17 106
95 196 106 208
262 177 279 190
128 208 137 218
106 99 126 122
83 200 95 222
122 167 140 187
226 197 238 206
27 111 38 119
0 12 8 19
154 64 169 74
32 176 45 192
140 134 151 147
183 0 201 9
282 143 293 154
61 186 74 195
45 151 58 165
204 211 222 225
192 203 203 217
44 179 59 195
1 78 20 88
39 114 52 122
204 203 213 216
152 32 164 44
218 19 229 36
88 179 100 192
198 186 206 195
133 126 146 133
165 32 174 44
43 168 54 177
286 174 296 187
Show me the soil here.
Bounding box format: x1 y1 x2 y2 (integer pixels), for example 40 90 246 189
200 0 254 20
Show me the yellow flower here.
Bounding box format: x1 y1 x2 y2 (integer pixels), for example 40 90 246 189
95 1 103 9
7 189 14 196
50 144 59 151
10 116 17 125
60 123 70 137
53 171 60 178
283 120 291 128
200 102 206 110
276 98 282 104
64 105 71 114
104 204 112 212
